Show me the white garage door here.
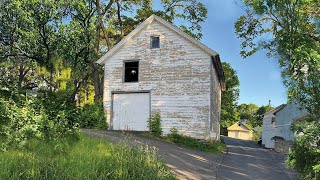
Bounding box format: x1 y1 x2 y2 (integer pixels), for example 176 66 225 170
112 93 150 131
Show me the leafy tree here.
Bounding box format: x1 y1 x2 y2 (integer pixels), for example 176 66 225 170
220 62 240 135
60 0 97 102
236 103 272 128
0 0 65 91
235 0 320 178
255 105 272 126
238 103 258 121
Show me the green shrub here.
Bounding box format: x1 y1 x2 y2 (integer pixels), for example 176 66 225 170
78 102 107 129
166 128 226 153
148 112 162 136
287 121 320 180
0 91 80 150
253 126 262 141
0 134 176 180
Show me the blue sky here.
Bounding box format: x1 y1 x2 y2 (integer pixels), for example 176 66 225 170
198 1 287 107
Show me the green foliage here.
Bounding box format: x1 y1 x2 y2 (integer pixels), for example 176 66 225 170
78 102 107 129
0 91 79 151
237 103 273 128
148 112 162 136
166 128 226 153
238 103 259 120
0 134 175 179
252 126 262 141
220 62 240 135
287 120 320 180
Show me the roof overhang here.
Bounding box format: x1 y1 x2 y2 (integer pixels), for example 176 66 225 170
263 104 287 116
211 55 225 91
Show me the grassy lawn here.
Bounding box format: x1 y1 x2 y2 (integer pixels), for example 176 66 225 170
0 134 176 180
143 132 226 153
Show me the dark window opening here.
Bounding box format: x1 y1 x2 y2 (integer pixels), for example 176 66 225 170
271 117 275 124
150 36 160 48
124 61 139 82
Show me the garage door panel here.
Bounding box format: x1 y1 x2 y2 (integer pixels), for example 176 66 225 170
113 93 150 131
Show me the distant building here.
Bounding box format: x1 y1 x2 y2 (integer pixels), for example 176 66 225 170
227 122 253 140
261 103 308 153
261 104 286 149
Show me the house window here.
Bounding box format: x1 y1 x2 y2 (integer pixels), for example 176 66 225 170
150 36 160 48
124 61 139 82
271 117 275 124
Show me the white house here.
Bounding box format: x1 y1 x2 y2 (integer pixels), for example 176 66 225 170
96 15 225 140
262 103 307 151
262 104 286 148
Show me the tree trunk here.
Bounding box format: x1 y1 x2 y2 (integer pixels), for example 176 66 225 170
18 63 24 88
93 63 103 102
70 80 80 104
93 0 103 102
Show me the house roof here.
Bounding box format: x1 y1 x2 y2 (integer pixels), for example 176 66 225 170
96 14 225 90
227 122 252 132
263 104 287 116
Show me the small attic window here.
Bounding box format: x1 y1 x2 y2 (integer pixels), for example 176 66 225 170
124 61 139 82
150 36 160 48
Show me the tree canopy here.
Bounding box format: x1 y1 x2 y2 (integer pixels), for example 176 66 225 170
0 0 209 103
220 62 240 135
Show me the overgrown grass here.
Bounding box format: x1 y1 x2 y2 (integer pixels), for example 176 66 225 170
0 134 176 180
143 130 226 153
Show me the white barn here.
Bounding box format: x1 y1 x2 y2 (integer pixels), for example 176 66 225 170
96 15 225 140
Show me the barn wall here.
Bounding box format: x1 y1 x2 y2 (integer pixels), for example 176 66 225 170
103 20 221 139
210 61 221 140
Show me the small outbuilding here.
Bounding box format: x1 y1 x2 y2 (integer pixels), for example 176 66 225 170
227 122 253 140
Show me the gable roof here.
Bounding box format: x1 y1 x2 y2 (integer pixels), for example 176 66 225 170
96 14 219 64
227 122 252 132
96 14 225 90
263 104 287 116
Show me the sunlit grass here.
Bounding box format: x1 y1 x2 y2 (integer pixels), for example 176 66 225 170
0 134 176 179
143 132 226 153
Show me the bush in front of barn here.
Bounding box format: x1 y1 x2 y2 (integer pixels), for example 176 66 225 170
77 101 107 129
148 112 162 136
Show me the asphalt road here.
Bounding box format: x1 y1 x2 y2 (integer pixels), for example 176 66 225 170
81 129 297 180
217 136 297 180
81 129 223 180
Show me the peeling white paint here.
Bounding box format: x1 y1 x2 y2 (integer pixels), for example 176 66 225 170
102 20 221 140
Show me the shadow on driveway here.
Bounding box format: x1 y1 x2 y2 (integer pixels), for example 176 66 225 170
217 136 297 180
81 129 223 180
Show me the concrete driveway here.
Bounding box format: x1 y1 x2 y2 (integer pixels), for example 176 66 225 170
217 136 297 180
81 129 223 180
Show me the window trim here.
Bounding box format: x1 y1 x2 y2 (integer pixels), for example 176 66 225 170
123 60 140 83
150 36 160 49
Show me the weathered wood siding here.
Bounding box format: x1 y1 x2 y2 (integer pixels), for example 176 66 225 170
103 20 221 139
210 61 221 140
